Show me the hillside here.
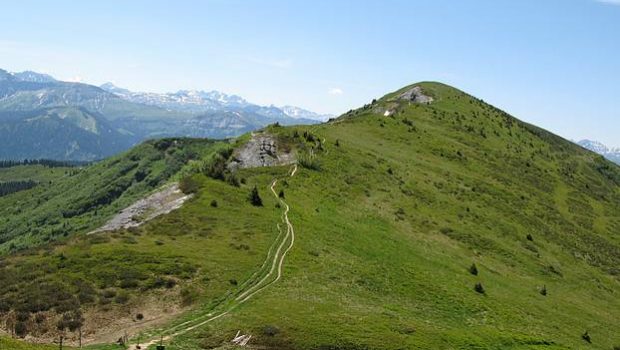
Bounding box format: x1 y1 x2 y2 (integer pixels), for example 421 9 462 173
1 82 619 350
0 138 224 252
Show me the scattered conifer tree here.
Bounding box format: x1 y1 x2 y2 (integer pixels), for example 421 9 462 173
540 285 547 296
582 331 591 343
249 186 263 206
469 263 478 276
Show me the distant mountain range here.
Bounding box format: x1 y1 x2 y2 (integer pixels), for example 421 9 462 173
0 69 330 160
577 139 620 165
99 82 332 122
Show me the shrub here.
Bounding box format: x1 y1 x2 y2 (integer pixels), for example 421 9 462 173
249 186 263 206
298 156 321 171
102 289 117 299
114 292 130 304
136 313 144 321
225 173 240 187
474 283 485 294
582 331 591 343
180 286 199 306
120 278 139 289
14 321 27 337
165 278 177 289
57 310 84 332
440 227 453 234
263 325 280 337
179 176 200 194
526 234 534 241
278 189 285 198
469 263 478 276
540 285 547 296
210 199 218 208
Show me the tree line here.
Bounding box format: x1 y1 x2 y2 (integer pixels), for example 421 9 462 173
0 180 37 197
0 159 88 168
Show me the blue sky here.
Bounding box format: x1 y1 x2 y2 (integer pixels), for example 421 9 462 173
0 0 618 147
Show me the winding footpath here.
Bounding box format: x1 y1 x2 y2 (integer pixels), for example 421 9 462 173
128 164 298 350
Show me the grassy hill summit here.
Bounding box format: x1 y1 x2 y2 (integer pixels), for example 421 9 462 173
1 82 619 350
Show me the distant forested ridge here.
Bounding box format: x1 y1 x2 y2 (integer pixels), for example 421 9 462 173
0 159 88 168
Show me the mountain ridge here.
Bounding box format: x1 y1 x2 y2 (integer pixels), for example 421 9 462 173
99 81 332 121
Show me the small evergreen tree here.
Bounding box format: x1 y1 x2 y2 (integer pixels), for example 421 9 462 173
526 233 534 241
249 186 263 206
540 285 547 296
210 199 218 208
278 189 285 198
469 263 478 276
474 282 485 294
582 331 591 343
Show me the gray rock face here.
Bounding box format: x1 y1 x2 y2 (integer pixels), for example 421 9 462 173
229 133 296 169
398 86 434 104
90 183 192 234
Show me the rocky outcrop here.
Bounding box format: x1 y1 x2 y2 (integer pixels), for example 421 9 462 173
398 86 433 104
229 133 296 169
90 183 191 234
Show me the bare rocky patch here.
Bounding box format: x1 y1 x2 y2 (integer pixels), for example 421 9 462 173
229 132 296 170
90 183 192 234
398 86 434 104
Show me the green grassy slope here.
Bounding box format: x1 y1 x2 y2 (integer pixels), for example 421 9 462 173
163 83 620 349
3 82 619 350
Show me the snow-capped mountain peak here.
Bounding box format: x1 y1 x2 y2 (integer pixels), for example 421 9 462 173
100 83 326 122
578 139 609 154
578 139 620 165
280 105 334 121
13 71 57 83
0 69 57 83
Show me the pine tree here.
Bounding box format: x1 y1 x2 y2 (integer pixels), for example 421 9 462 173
249 186 263 206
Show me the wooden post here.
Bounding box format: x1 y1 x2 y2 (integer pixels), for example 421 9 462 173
59 335 63 350
79 327 82 348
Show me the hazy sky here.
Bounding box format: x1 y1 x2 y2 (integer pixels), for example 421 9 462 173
0 0 618 147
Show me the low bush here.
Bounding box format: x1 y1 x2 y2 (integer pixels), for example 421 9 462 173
298 155 321 171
